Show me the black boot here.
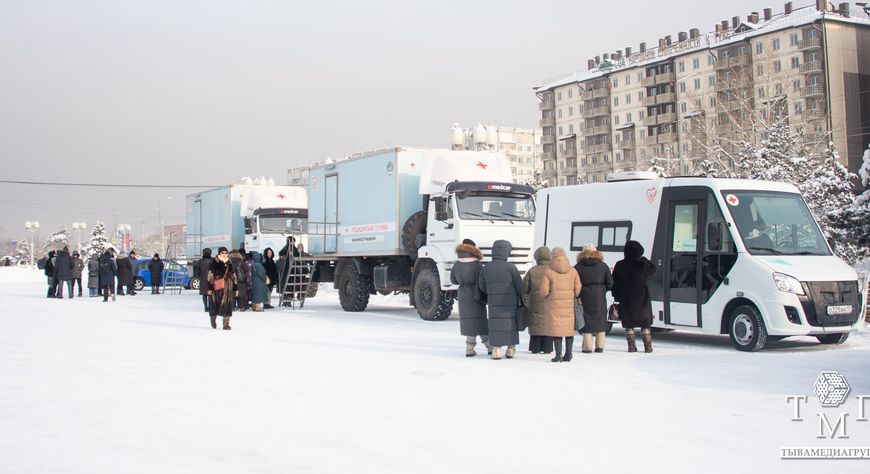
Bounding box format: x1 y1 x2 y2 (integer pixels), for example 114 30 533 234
642 328 653 353
210 315 217 329
551 338 563 363
562 337 574 362
626 329 638 353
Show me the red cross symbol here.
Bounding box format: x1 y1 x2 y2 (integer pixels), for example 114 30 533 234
475 161 488 170
726 194 739 206
277 194 286 199
410 162 415 168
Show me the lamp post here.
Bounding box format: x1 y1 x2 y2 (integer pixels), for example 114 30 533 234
24 221 39 268
158 197 172 255
117 224 132 255
71 222 87 255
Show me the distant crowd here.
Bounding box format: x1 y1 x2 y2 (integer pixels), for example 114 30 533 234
40 247 165 301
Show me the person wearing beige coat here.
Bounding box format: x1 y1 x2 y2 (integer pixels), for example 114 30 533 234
540 247 582 362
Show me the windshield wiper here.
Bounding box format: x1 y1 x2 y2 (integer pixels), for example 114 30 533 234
461 211 494 223
484 212 514 224
748 246 784 255
499 211 533 225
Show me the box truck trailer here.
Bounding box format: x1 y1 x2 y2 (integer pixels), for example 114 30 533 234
303 147 536 320
535 173 865 351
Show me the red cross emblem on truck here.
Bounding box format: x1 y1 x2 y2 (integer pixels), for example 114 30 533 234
277 194 286 199
475 161 488 170
726 194 739 206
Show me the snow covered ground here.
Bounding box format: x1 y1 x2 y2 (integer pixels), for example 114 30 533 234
1 267 869 473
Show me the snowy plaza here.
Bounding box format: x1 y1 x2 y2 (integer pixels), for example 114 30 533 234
1 267 868 473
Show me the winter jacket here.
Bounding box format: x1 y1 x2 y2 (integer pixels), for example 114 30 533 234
251 252 269 304
87 256 100 289
522 246 551 336
612 240 657 329
98 251 117 287
43 252 55 277
575 249 614 334
477 240 524 347
116 256 134 285
54 250 75 281
129 257 140 275
208 257 236 317
148 258 164 286
541 255 582 338
450 243 488 337
263 248 279 288
229 251 247 294
195 252 213 296
71 256 84 279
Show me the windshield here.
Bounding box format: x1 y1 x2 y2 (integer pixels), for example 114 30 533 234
259 215 308 234
722 191 829 256
455 192 535 222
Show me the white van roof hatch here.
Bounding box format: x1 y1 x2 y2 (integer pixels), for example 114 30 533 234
605 171 660 182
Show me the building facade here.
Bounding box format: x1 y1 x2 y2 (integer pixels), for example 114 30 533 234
450 124 543 184
535 1 870 186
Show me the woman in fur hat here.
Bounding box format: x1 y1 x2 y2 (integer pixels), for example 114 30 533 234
450 239 491 357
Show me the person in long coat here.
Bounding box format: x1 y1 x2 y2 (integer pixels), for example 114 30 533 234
522 246 553 355
148 253 164 294
44 250 56 298
115 253 134 296
229 250 248 311
208 247 237 330
541 247 582 362
194 248 213 312
71 251 85 297
98 249 117 302
262 247 279 309
54 247 75 299
575 244 614 353
128 251 139 295
450 239 490 357
250 251 269 311
611 240 657 353
87 254 100 297
477 239 524 360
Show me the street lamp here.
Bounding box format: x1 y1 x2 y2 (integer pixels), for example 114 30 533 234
24 221 39 268
117 224 132 254
71 222 87 254
158 197 172 255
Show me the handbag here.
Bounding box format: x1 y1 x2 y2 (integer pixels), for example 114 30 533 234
607 303 621 322
574 298 585 331
212 267 229 291
516 296 528 332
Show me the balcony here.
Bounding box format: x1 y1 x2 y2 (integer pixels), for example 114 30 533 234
588 143 612 153
562 166 578 176
655 112 676 124
804 108 826 121
803 132 828 144
539 99 555 110
621 139 636 150
542 169 557 179
714 78 750 92
654 72 675 85
581 89 608 101
643 135 659 146
641 75 657 87
656 132 677 144
541 134 556 144
588 105 610 117
541 150 556 161
656 92 675 104
582 124 611 137
642 115 658 127
797 37 821 50
800 61 822 74
716 55 750 69
801 85 824 97
563 147 577 159
540 116 556 127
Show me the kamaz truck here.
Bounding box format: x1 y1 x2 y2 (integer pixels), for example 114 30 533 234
185 183 308 260
304 147 536 320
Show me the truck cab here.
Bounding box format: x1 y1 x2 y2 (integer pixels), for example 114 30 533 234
244 207 309 254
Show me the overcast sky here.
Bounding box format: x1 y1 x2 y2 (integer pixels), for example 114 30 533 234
1 0 773 243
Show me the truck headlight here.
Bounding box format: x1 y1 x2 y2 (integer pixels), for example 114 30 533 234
773 272 805 295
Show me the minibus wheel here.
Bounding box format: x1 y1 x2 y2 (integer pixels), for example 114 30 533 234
816 332 850 345
728 304 768 352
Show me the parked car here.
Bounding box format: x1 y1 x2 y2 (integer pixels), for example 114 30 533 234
133 258 192 291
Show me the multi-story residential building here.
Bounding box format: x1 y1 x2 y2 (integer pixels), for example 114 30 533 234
451 124 543 184
535 1 870 186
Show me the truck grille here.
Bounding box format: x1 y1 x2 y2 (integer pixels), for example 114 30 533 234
799 281 861 327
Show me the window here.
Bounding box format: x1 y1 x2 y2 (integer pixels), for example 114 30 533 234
709 97 716 107
758 87 766 98
625 74 631 85
638 72 643 82
613 97 619 106
773 38 780 50
558 126 563 135
639 110 645 120
794 101 803 114
679 61 685 73
757 64 764 76
792 79 800 91
557 92 562 100
616 152 622 161
756 43 763 54
613 78 619 88
568 124 574 133
738 46 746 56
708 55 715 65
791 57 800 69
693 58 700 69
626 112 632 123
568 89 573 99
708 75 716 86
680 102 687 113
773 60 782 72
638 91 644 100
775 83 783 95
614 115 620 125
626 94 631 105
558 109 563 118
790 33 799 46
694 78 701 90
679 81 686 93
570 221 633 251
568 106 573 116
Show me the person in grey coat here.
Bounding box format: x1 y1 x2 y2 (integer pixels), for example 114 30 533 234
87 254 100 297
128 251 139 295
477 239 524 360
450 239 491 357
54 247 75 299
71 251 85 297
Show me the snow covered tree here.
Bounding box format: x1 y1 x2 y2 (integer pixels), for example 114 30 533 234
41 226 70 253
14 238 31 265
526 170 549 191
85 222 109 258
737 121 814 183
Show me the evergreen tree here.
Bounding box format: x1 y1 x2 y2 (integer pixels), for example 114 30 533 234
86 221 109 258
526 170 549 191
14 238 31 265
737 121 814 183
41 226 70 253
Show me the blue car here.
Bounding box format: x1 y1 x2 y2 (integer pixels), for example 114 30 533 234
133 258 192 291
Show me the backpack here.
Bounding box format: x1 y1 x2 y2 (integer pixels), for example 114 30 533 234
234 260 247 283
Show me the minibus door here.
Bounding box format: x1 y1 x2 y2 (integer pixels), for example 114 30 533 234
665 195 704 327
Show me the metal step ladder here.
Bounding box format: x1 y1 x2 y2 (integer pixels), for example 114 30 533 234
278 239 316 309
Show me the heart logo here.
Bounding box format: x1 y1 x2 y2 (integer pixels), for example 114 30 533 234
645 187 657 203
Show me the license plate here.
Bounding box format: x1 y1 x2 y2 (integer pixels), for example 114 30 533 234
826 305 852 315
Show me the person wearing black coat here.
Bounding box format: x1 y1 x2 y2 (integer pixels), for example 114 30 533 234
148 254 164 294
54 247 75 299
115 253 134 296
574 244 614 354
98 249 118 302
611 240 657 353
263 247 278 309
44 250 56 298
208 247 237 330
450 239 491 357
194 248 213 312
128 251 139 295
477 239 524 360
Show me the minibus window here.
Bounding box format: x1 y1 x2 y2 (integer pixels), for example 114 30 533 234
722 191 829 256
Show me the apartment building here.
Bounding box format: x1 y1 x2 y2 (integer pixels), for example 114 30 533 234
535 1 870 186
451 124 543 184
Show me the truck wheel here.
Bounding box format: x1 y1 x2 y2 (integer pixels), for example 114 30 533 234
413 265 453 321
305 283 318 298
338 265 370 312
133 277 145 292
401 211 427 255
190 277 201 291
816 332 850 345
728 304 768 352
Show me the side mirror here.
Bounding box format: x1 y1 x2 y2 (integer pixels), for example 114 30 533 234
434 197 448 221
244 217 254 235
707 222 722 251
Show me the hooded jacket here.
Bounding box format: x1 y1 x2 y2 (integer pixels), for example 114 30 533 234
477 240 523 347
575 248 614 333
450 243 488 336
250 251 269 304
87 255 100 288
195 248 213 296
612 240 656 329
541 254 582 338
116 254 133 285
148 256 164 286
54 250 74 281
522 246 552 336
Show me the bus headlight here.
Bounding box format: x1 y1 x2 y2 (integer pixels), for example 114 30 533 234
773 272 805 295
